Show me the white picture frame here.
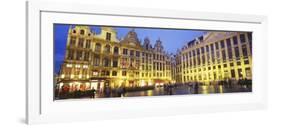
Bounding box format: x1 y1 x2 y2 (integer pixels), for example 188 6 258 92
26 1 267 124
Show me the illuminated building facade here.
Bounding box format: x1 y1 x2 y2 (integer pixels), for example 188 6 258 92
176 32 252 84
56 26 173 92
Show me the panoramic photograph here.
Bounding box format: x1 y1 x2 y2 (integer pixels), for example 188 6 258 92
54 24 252 100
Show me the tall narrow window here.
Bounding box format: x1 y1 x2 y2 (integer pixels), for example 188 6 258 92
228 48 233 59
84 52 89 61
220 40 225 48
114 47 119 55
106 32 111 41
222 50 226 62
226 38 231 48
233 36 238 45
201 47 205 53
196 48 200 56
94 55 100 66
113 59 118 67
67 50 74 60
247 32 252 54
242 45 248 57
70 37 76 46
76 51 83 60
240 34 246 43
130 50 134 56
136 51 140 57
123 48 128 55
234 47 240 59
103 58 110 67
231 69 235 78
86 40 91 48
78 38 84 48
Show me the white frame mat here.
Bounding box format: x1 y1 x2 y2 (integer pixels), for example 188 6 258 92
26 1 267 124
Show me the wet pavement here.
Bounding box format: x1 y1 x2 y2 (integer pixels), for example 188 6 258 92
93 84 251 98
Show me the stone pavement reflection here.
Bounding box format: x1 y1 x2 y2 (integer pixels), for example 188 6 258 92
94 84 251 98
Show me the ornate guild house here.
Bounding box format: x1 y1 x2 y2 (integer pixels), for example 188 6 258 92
176 32 252 84
55 25 252 94
56 26 173 93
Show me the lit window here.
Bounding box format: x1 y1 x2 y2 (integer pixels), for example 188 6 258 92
66 64 72 67
92 71 98 76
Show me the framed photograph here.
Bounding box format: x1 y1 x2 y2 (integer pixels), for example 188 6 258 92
26 1 267 124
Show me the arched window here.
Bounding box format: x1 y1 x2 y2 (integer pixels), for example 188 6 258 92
95 43 101 52
104 45 111 53
113 47 119 55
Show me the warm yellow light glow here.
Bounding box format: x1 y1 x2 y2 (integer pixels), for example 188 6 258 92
93 72 98 76
219 85 223 93
83 65 88 68
140 80 146 87
75 64 80 68
61 74 65 78
79 74 82 79
201 85 208 94
59 82 64 88
148 79 153 86
66 64 72 67
70 74 74 78
147 90 153 96
74 82 81 86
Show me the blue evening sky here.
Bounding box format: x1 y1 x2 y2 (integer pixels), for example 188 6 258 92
54 24 205 74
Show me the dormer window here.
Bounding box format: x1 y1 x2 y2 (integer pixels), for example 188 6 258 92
106 32 111 41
